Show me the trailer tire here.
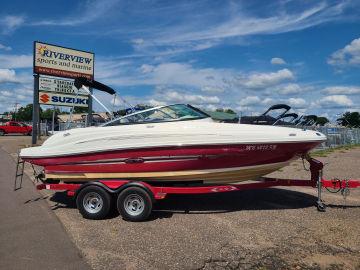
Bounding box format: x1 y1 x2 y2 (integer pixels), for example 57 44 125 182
76 186 112 220
117 186 152 222
0 129 5 136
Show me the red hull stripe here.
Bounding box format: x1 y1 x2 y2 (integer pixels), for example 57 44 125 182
25 142 322 174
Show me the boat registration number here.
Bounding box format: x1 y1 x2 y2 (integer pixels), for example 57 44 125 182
245 145 277 151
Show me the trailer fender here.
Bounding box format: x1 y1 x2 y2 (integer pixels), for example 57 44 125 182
114 182 156 203
74 181 155 203
74 181 115 198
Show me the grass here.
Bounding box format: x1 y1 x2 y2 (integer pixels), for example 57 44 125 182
310 144 360 157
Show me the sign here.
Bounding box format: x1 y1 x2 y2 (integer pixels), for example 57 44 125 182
39 76 88 95
34 41 94 79
39 92 89 107
327 128 339 134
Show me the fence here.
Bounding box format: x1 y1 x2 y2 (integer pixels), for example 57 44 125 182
310 126 360 148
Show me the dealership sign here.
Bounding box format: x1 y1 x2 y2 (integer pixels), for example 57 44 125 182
34 41 94 79
39 76 88 95
39 92 89 107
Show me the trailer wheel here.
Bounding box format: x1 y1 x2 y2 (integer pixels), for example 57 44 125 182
76 186 111 220
0 129 4 136
117 186 152 222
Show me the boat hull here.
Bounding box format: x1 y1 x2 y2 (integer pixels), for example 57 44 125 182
23 141 321 184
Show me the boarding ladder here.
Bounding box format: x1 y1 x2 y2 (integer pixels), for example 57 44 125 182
14 153 25 191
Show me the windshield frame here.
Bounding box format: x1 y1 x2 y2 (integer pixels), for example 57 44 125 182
102 104 211 127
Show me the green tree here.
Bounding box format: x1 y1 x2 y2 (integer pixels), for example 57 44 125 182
224 109 236 114
41 108 61 121
14 104 39 121
315 117 329 126
337 112 360 127
73 107 89 114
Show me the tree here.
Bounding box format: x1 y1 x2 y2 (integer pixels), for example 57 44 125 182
73 107 89 114
224 109 236 114
337 112 360 127
216 108 236 114
315 117 329 126
41 108 61 121
14 104 39 121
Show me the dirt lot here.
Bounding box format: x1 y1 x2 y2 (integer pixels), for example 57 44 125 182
1 135 360 270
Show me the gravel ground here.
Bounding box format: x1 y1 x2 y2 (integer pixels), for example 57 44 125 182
1 135 360 270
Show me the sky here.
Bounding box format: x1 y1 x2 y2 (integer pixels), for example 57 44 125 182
0 0 360 121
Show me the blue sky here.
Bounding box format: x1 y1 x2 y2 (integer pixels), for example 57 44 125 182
0 0 360 121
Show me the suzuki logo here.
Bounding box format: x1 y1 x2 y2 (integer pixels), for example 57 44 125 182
40 93 50 103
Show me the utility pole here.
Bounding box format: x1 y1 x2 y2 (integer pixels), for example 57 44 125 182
14 102 19 121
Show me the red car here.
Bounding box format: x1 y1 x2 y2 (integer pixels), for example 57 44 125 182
0 121 32 136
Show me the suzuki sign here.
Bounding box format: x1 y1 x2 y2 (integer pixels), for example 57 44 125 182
39 92 89 107
34 41 94 79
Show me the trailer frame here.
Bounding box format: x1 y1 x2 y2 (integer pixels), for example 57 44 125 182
32 157 360 221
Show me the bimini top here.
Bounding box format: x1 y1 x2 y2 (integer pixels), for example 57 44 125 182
102 104 212 126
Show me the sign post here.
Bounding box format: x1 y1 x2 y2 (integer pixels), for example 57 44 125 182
32 74 39 145
87 87 93 126
32 41 94 145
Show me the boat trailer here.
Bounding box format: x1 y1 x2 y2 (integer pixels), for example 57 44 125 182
16 156 360 222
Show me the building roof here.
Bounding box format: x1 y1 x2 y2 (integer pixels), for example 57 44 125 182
57 112 111 123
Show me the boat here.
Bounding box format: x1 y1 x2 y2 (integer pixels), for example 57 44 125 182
19 80 326 185
20 106 326 184
294 115 318 126
240 104 291 125
272 113 299 126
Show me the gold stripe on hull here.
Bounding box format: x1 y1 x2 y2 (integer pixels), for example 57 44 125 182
46 161 289 184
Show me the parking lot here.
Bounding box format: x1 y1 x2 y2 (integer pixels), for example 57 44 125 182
1 135 360 270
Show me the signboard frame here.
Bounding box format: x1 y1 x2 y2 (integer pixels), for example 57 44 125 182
33 41 95 80
32 41 95 145
39 76 88 96
38 91 89 108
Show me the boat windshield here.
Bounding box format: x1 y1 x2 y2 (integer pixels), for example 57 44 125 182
103 104 210 126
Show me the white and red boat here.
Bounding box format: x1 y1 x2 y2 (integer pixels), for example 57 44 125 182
20 104 326 184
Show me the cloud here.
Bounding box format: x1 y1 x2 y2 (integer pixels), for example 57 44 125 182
322 86 360 95
140 64 155 74
238 96 260 106
278 83 301 95
328 37 360 67
271 57 286 65
0 69 17 83
316 95 353 108
201 85 226 93
131 39 145 45
102 61 232 92
136 1 352 53
99 61 296 99
0 54 32 69
287 97 307 108
0 85 34 113
147 99 166 107
239 69 294 89
0 15 25 34
0 43 11 51
160 89 220 104
82 1 355 56
261 98 274 106
33 0 121 26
